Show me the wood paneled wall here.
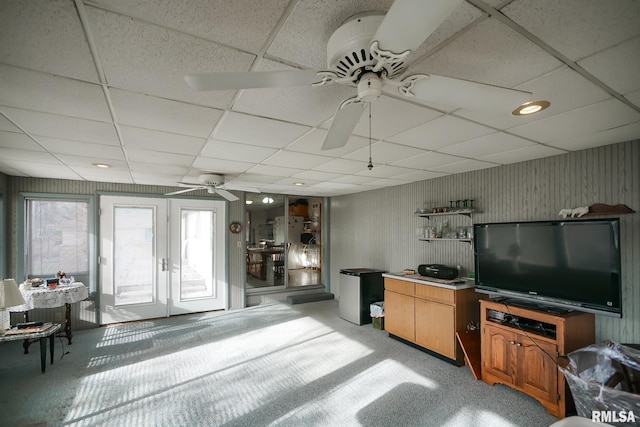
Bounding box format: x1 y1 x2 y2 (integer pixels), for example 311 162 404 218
330 140 639 343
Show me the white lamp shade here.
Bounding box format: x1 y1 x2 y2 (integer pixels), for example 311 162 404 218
0 278 26 308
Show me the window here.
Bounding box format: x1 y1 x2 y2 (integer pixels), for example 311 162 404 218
25 198 90 277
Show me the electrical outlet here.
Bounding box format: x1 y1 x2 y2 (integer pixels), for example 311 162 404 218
237 241 242 248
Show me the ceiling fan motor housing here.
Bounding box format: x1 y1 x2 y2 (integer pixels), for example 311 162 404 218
327 12 406 82
200 173 225 187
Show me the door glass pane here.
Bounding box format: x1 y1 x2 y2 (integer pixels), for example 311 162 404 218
246 193 285 289
288 197 322 287
114 206 154 305
181 209 215 300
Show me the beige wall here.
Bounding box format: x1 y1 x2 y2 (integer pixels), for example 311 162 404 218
330 140 639 343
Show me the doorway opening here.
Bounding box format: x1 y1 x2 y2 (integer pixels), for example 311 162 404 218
245 195 323 290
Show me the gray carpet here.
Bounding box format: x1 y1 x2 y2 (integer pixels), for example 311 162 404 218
0 300 559 426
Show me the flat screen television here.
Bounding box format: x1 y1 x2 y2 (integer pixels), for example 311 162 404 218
473 218 622 317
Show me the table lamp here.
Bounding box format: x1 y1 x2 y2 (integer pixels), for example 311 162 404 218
1 278 26 335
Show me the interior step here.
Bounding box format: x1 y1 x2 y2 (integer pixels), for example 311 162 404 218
286 292 335 305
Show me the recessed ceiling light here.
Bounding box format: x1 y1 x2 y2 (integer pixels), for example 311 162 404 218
262 197 274 204
92 163 112 168
512 100 550 116
246 200 253 205
294 182 305 186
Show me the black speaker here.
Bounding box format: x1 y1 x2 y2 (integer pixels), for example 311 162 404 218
417 264 458 280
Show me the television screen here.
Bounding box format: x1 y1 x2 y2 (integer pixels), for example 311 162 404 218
474 218 622 317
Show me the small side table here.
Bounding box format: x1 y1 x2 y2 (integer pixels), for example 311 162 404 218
0 323 62 373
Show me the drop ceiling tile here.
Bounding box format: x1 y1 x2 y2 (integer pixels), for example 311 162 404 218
509 99 640 145
627 90 640 107
457 66 613 130
286 128 367 157
201 139 277 163
91 0 289 53
246 164 303 177
267 0 395 70
7 162 80 180
429 158 497 174
503 0 640 61
37 137 125 160
343 141 427 164
131 172 184 187
394 170 449 182
439 132 536 157
262 150 331 169
355 164 410 179
548 121 640 151
352 97 444 140
0 65 111 122
88 8 252 110
56 155 128 169
120 126 206 155
126 149 194 167
73 170 134 184
0 115 21 133
130 163 189 176
2 107 119 146
391 151 464 169
330 175 374 185
0 162 27 177
274 177 322 187
214 111 310 149
227 174 282 185
291 170 342 182
578 37 640 95
0 0 99 82
0 131 44 151
313 158 369 175
110 89 223 138
388 115 494 150
308 181 361 191
191 157 254 174
365 177 411 188
233 59 355 126
411 18 561 88
0 147 61 164
479 144 566 164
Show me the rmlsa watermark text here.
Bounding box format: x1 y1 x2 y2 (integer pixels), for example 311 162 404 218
592 410 636 424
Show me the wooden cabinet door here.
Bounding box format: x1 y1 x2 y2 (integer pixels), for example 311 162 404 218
415 299 455 359
384 290 415 341
517 338 558 404
483 324 517 384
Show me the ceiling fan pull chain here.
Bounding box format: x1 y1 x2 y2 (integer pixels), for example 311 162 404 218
367 103 373 171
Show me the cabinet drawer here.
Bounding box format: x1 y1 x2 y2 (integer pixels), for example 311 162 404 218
384 278 415 296
415 284 455 304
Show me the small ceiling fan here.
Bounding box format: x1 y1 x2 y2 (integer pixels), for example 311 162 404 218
165 173 259 202
184 0 534 151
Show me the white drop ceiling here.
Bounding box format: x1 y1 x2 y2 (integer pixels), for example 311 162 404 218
0 0 639 197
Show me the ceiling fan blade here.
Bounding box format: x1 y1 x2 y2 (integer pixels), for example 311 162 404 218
185 70 323 91
222 184 261 193
165 187 202 196
321 99 366 150
409 74 532 112
215 188 240 202
373 0 464 54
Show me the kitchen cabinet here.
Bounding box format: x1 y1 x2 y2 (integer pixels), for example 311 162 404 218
480 299 595 418
384 275 479 364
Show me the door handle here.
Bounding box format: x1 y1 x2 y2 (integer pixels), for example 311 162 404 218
161 258 168 271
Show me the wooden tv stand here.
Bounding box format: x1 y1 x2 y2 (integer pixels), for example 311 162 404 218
480 299 595 418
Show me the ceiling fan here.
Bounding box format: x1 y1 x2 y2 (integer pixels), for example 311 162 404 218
165 173 259 202
184 0 534 151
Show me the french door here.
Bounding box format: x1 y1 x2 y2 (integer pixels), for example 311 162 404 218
99 196 226 324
